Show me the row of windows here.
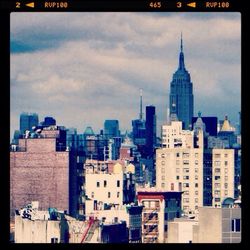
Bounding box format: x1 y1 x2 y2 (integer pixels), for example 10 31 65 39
160 167 199 174
91 191 120 199
183 205 199 210
183 198 199 203
214 176 229 181
214 190 228 196
183 191 199 196
176 168 199 173
160 160 200 166
214 161 229 166
214 183 229 188
183 183 199 188
214 153 229 158
160 153 199 159
214 168 229 174
96 180 120 188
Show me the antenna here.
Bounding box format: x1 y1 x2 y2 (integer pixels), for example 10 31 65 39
139 89 143 120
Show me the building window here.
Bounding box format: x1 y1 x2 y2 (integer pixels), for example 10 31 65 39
214 190 220 195
195 153 199 158
161 183 165 188
225 190 228 196
51 238 58 243
215 183 221 188
183 183 189 188
97 182 100 187
195 191 198 195
195 175 198 180
164 213 168 220
195 206 198 210
195 168 199 173
215 198 220 202
161 153 165 158
161 175 165 181
117 180 120 187
108 192 111 198
183 198 189 203
195 160 199 165
215 176 220 180
231 219 241 232
225 176 228 181
104 180 107 187
91 192 94 198
195 198 198 203
183 152 190 158
225 183 228 189
195 183 198 188
225 161 228 166
161 168 165 174
176 153 180 157
215 168 220 173
161 161 165 165
214 161 220 166
183 160 189 165
183 176 189 180
214 154 221 158
184 191 189 196
117 192 120 198
183 168 189 173
176 176 179 180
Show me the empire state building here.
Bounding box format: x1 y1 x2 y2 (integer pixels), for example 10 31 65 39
169 36 194 130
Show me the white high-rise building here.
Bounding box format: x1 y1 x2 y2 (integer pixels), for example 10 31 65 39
212 149 235 207
161 121 194 149
157 121 204 215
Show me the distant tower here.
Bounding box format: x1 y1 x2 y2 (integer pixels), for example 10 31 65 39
169 34 194 130
139 89 143 120
20 112 39 134
145 105 156 156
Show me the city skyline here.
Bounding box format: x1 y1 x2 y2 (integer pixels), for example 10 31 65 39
10 12 241 137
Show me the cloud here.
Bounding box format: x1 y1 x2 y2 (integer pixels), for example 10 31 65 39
10 12 241 138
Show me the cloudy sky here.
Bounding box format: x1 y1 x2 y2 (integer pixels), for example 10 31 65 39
10 12 241 137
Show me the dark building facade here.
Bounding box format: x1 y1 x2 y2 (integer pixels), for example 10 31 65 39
203 149 213 206
145 105 156 157
100 221 129 243
104 120 120 139
192 116 218 136
169 36 194 130
41 116 56 127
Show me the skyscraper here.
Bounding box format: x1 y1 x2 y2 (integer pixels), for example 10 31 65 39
132 89 146 146
104 120 120 139
169 35 194 130
145 105 156 157
19 112 39 134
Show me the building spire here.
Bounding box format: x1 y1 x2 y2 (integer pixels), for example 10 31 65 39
179 33 185 70
181 32 183 52
139 89 143 120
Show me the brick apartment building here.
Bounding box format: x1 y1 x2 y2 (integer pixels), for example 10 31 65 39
10 126 78 218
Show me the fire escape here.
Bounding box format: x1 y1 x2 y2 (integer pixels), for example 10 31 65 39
80 217 99 243
142 205 160 243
